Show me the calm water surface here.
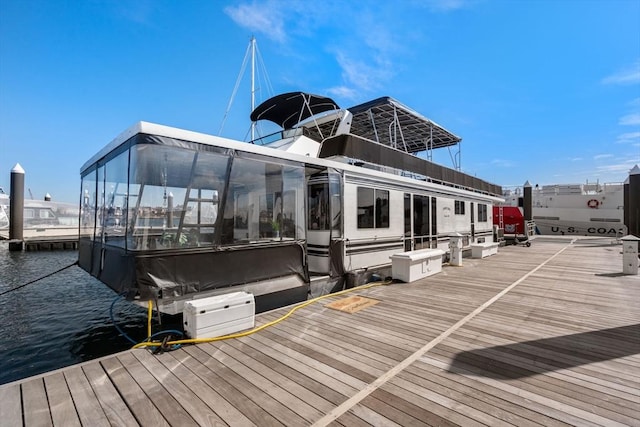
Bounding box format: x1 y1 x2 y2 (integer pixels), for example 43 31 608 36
0 242 154 385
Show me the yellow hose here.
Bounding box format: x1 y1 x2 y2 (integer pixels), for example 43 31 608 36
133 280 391 349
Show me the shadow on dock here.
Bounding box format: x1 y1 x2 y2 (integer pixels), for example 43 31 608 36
447 324 640 379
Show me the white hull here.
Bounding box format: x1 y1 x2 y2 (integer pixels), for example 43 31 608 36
503 182 626 237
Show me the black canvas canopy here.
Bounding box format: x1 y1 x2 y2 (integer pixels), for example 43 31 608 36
250 92 341 130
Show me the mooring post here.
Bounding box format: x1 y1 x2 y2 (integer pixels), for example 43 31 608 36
627 165 639 239
523 180 532 223
621 235 639 275
624 176 629 236
9 163 25 251
448 232 463 266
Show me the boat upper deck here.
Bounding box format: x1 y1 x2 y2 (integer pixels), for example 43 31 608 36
1 236 638 426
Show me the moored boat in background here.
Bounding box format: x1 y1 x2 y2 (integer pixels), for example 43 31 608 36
0 187 79 234
494 180 626 238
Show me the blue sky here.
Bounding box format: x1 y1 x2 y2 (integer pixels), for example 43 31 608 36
1 0 639 203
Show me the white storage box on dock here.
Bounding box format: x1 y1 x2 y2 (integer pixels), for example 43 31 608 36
183 291 255 339
390 248 445 283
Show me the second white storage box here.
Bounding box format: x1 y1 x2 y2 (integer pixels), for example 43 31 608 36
183 291 255 339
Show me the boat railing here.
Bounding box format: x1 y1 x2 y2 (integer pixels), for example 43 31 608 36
250 128 306 146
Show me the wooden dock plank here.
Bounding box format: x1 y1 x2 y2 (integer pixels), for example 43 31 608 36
448 329 640 399
223 338 347 406
100 356 171 427
130 350 228 427
400 363 571 427
419 355 621 427
170 347 283 427
188 342 310 427
43 372 80 427
119 351 209 427
21 379 52 427
361 391 458 427
218 341 335 416
0 382 23 427
151 349 255 427
63 365 110 427
241 332 363 395
3 239 639 426
82 362 138 427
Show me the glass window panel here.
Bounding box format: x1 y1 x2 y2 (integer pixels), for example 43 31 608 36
222 157 271 244
357 187 374 229
329 172 341 233
96 164 105 243
308 183 329 230
413 195 430 249
128 145 195 250
81 170 97 240
103 149 129 248
222 155 304 244
375 189 389 228
478 203 488 222
282 165 305 239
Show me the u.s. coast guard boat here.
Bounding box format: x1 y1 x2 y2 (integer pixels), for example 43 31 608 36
495 180 626 237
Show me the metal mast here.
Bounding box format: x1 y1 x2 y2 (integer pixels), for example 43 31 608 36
219 36 273 141
250 36 256 141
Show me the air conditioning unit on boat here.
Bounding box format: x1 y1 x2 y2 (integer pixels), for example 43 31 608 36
183 291 255 339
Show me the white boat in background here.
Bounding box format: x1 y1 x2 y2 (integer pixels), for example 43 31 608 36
496 181 626 237
0 187 79 232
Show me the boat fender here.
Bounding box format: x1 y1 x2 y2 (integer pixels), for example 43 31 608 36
587 199 599 209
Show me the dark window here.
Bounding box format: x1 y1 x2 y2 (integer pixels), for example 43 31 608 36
454 200 465 215
413 195 430 249
431 197 437 237
309 183 330 230
478 203 488 222
357 187 389 229
376 189 389 228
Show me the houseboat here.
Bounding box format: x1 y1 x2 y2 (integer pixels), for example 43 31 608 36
79 92 503 314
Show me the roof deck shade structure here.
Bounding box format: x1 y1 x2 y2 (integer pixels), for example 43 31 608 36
346 97 461 154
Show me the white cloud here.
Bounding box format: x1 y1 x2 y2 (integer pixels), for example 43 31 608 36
326 85 358 100
333 51 394 94
616 131 640 144
595 162 637 174
602 59 640 85
594 154 614 160
421 0 472 12
569 157 583 162
491 158 515 168
629 98 640 107
113 0 155 25
224 2 286 43
619 113 640 126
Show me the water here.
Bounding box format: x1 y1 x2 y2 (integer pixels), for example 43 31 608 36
0 242 158 385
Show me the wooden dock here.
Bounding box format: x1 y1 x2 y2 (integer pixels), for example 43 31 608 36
0 228 78 251
1 237 638 426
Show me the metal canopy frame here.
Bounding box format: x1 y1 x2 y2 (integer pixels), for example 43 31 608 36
347 97 462 170
250 92 463 170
